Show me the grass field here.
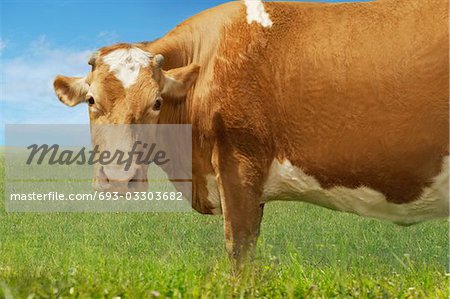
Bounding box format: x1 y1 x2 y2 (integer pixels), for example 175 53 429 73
0 154 449 298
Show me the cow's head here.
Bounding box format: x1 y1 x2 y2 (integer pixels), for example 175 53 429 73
53 44 199 193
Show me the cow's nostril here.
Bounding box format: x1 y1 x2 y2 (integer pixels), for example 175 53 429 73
96 166 147 193
103 166 137 183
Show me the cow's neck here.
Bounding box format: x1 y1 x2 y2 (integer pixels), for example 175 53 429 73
146 3 238 69
143 3 241 126
142 4 241 212
146 34 192 70
145 31 198 124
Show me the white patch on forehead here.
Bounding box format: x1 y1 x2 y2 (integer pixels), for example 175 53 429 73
244 0 273 28
101 47 152 88
262 158 449 225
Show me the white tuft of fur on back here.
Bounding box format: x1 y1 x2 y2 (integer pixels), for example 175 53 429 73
102 47 152 88
244 0 273 28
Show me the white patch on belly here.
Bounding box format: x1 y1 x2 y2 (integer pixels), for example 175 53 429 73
243 0 273 28
262 157 449 225
102 47 151 88
206 174 222 215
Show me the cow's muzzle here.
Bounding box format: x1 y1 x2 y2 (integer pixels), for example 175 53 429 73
93 165 148 194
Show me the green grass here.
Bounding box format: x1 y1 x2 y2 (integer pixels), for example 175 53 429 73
0 154 449 298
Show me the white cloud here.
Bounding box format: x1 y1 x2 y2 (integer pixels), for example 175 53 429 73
1 35 94 125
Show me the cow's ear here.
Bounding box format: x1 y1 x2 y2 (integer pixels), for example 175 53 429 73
53 75 89 107
161 64 200 98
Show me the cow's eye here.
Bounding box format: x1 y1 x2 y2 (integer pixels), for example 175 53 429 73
153 98 162 111
87 97 95 105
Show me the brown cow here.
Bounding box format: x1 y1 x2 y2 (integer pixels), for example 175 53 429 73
54 0 449 262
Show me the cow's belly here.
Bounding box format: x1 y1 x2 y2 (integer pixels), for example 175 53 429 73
261 157 449 225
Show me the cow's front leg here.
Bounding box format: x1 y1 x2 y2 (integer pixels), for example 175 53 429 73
212 144 265 265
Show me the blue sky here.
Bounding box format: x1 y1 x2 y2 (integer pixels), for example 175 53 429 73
0 0 362 144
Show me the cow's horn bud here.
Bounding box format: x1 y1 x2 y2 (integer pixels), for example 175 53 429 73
88 51 98 66
154 54 164 68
